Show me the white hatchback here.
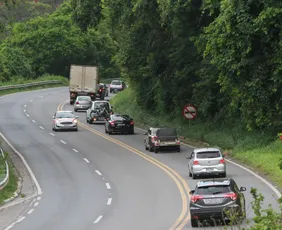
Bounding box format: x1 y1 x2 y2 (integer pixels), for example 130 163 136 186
186 148 226 179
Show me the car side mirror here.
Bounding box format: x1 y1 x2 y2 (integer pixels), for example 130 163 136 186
239 187 246 192
189 190 195 195
52 116 55 119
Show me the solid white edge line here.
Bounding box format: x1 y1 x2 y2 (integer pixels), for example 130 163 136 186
3 223 14 230
136 126 282 198
72 149 78 152
107 198 112 205
84 158 90 163
105 183 111 189
60 140 66 144
93 215 103 224
39 126 44 130
95 170 102 176
0 133 42 195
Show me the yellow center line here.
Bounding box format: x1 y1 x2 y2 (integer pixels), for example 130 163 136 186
58 100 191 229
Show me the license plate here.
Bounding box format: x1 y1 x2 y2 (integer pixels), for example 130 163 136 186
98 117 104 120
117 124 125 126
161 142 175 145
204 198 222 204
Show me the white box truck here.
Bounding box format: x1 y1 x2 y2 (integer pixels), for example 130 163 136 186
69 65 99 104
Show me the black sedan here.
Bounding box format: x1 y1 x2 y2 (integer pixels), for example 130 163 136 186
105 114 134 134
189 178 246 227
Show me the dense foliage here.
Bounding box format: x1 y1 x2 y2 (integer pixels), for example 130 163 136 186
0 0 119 81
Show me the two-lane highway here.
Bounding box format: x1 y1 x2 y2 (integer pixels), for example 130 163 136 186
0 87 281 230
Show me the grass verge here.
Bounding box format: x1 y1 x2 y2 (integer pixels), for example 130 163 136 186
0 153 18 204
111 88 282 188
0 75 69 96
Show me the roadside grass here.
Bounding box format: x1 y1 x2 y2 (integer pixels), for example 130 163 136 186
0 153 18 204
110 88 282 188
0 75 69 96
0 154 5 179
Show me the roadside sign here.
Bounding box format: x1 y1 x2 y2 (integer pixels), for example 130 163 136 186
183 104 197 120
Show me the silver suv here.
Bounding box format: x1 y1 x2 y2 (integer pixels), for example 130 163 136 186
186 148 226 179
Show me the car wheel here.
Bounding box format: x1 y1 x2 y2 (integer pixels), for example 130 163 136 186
145 143 149 150
221 172 226 178
108 130 112 135
105 126 108 133
130 129 134 134
191 219 198 227
74 109 77 112
154 147 158 154
54 128 58 132
148 144 153 152
177 147 180 152
189 168 192 177
86 118 89 123
89 119 93 124
74 128 78 132
192 172 197 179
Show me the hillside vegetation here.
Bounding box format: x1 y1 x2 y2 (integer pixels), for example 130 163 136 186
0 0 282 227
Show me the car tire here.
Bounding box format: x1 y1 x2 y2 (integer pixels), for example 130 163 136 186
191 219 198 227
189 168 192 177
86 118 89 123
108 131 112 135
74 109 77 112
148 144 153 152
154 147 158 154
145 144 149 150
221 172 226 178
74 128 78 132
129 129 134 134
192 173 197 179
89 119 93 124
177 147 180 152
105 126 108 133
54 128 58 132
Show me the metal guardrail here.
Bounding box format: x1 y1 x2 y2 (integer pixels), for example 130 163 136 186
0 80 63 91
0 147 9 191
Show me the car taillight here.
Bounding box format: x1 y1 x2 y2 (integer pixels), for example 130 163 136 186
76 101 79 104
193 160 199 165
176 139 180 144
224 192 237 201
219 159 225 164
109 121 115 125
130 121 134 125
99 89 102 92
151 136 158 142
191 195 203 203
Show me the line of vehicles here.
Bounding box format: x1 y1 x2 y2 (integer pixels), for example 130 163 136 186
51 64 247 228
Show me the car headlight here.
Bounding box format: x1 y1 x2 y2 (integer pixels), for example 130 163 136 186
73 119 78 124
56 120 60 124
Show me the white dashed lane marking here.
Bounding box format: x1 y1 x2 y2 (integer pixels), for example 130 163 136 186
39 126 44 130
107 198 112 205
50 133 55 136
60 140 66 144
39 96 43 98
26 114 30 117
105 183 111 189
93 215 103 224
27 209 34 215
24 104 27 107
24 109 26 112
72 149 78 153
32 120 36 123
29 100 33 102
17 216 26 223
37 197 41 201
34 202 39 207
84 158 90 163
95 170 102 176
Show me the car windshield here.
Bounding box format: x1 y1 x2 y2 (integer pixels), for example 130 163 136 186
78 96 91 101
112 115 129 120
196 185 231 195
94 102 110 110
196 151 221 158
111 81 122 85
56 112 74 118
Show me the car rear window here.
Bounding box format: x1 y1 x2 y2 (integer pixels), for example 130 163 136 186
196 185 231 195
78 96 91 101
111 81 122 85
196 151 221 158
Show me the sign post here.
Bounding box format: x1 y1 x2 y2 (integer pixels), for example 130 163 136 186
182 104 197 128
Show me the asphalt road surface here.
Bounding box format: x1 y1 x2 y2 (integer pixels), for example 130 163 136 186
0 87 281 230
